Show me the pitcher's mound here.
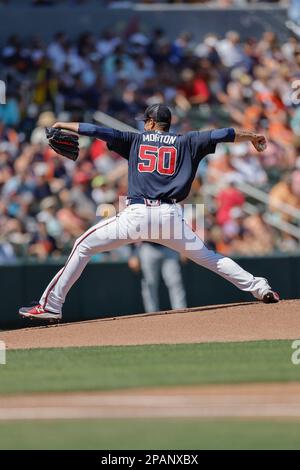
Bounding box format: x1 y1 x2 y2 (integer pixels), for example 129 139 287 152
2 299 299 350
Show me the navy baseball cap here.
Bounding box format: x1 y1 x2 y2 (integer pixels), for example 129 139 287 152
135 104 172 125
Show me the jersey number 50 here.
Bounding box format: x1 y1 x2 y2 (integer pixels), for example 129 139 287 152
138 145 177 175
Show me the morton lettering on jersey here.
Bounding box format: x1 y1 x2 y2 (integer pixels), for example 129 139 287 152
143 133 177 145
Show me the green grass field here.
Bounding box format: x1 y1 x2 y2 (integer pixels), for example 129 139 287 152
1 340 300 449
1 419 300 450
0 340 299 395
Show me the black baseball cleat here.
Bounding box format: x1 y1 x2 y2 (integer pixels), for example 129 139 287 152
18 304 62 322
262 291 280 304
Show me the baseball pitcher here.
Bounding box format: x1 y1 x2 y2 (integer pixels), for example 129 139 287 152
19 104 279 321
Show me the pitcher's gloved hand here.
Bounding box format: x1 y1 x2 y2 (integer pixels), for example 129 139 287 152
45 127 79 161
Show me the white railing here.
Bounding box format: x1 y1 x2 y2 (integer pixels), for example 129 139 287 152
204 183 300 240
236 180 300 222
206 166 300 222
94 111 137 133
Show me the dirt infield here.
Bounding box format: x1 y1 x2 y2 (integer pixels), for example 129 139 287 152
2 299 300 350
1 383 300 420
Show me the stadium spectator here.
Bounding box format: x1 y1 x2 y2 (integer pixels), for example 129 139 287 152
269 170 300 221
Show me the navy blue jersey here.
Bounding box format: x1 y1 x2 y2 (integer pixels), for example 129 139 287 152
78 124 235 203
108 130 215 202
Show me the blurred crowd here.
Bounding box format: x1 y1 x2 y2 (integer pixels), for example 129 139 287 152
0 0 286 6
0 26 300 263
